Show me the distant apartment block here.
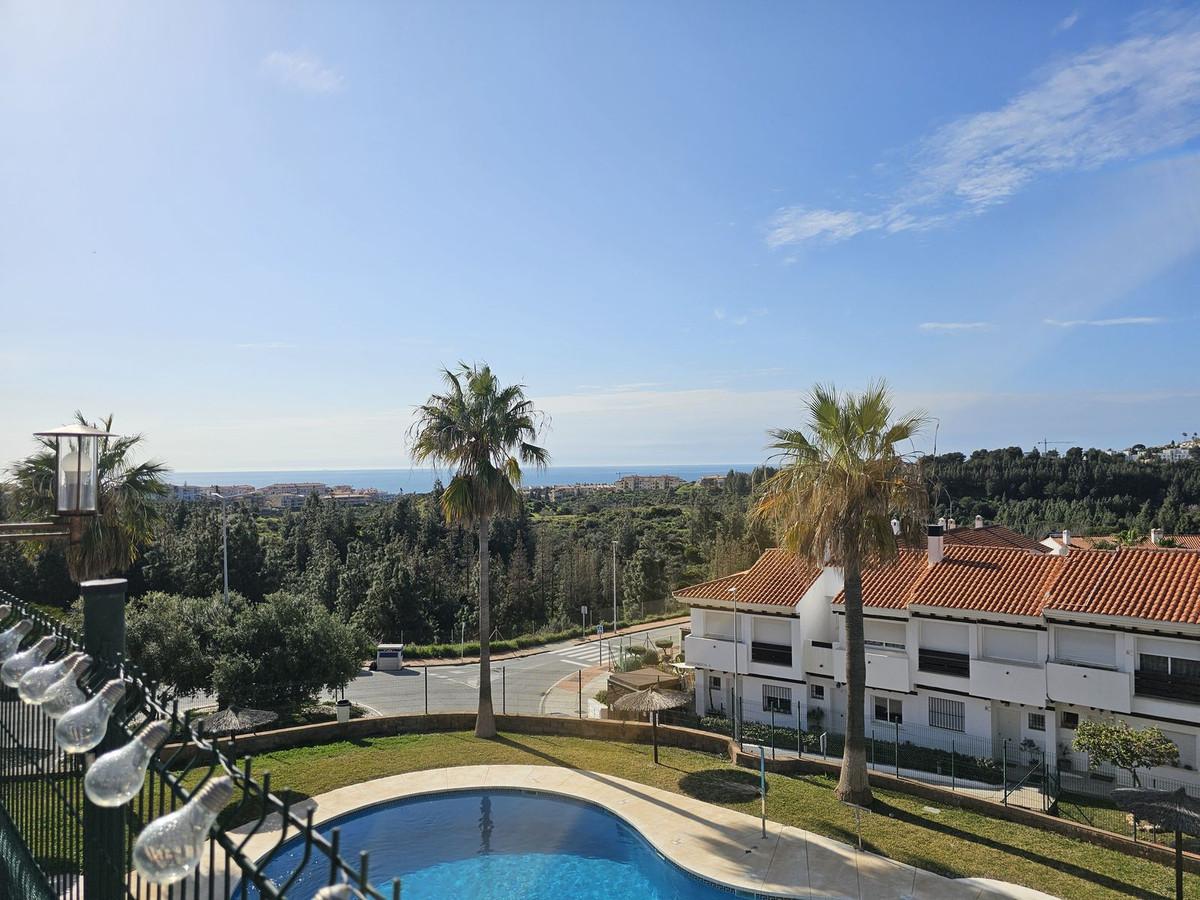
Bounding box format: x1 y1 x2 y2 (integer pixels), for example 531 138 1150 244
615 474 684 491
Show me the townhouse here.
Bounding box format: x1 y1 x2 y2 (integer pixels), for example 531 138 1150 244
676 523 1200 789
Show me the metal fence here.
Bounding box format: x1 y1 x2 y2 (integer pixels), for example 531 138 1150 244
0 585 400 899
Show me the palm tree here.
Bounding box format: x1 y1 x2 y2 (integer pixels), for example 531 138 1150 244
752 382 927 805
9 413 169 583
411 363 548 738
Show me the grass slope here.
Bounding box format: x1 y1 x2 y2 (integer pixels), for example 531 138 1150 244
239 731 1193 900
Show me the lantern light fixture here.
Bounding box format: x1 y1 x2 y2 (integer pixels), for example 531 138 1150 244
33 424 114 516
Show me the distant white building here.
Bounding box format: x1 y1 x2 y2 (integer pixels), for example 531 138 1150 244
615 474 684 491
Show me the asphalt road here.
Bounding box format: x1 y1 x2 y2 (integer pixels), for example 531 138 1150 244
344 622 685 717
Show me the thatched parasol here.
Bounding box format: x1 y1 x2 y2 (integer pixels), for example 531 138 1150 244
1112 786 1200 900
198 705 278 736
612 685 690 764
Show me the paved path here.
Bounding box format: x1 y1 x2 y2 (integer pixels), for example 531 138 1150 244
217 765 1060 900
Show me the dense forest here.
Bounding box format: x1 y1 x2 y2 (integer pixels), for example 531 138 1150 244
2 448 1199 650
924 447 1200 536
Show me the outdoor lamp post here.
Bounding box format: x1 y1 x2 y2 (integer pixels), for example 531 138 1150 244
1 424 115 544
729 584 740 745
210 490 230 605
38 425 104 516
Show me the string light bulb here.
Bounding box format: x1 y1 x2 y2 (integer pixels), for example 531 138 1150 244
0 603 11 620
54 679 126 754
132 776 233 884
84 720 171 807
18 650 84 704
0 619 33 661
1 635 57 687
40 655 92 719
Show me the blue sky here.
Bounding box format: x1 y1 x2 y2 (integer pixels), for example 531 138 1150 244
2 2 1199 470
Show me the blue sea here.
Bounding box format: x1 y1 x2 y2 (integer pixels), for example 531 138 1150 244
167 464 760 495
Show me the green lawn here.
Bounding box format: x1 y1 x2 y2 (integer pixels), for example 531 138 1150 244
235 731 1194 900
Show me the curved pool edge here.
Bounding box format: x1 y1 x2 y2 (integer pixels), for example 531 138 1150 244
215 765 1058 900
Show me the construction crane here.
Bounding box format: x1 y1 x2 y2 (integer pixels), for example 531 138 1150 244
1036 439 1077 454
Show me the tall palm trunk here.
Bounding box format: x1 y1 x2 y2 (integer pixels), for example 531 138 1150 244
835 557 873 805
475 516 497 738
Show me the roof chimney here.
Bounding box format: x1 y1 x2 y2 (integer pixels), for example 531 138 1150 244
891 518 900 537
1061 529 1071 557
938 516 947 529
1151 528 1164 546
927 523 944 567
975 515 984 529
947 517 957 531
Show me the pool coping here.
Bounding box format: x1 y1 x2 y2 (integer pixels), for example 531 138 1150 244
212 765 1059 899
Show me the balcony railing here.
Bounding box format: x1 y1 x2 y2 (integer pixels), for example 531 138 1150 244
1135 670 1200 704
751 641 793 667
918 648 970 678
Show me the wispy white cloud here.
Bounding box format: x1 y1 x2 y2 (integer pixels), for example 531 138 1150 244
768 15 1200 247
712 306 767 327
261 51 343 94
235 341 299 350
919 321 993 332
1055 11 1081 33
1043 316 1165 328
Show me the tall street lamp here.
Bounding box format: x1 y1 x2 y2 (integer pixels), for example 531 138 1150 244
210 490 229 605
729 584 739 745
611 540 618 631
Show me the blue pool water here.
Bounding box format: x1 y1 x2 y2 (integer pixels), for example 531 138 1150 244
245 789 746 899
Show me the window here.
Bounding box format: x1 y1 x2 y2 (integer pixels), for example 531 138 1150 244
809 683 825 701
873 696 902 724
1028 713 1046 732
1060 711 1079 730
1177 658 1200 680
1140 653 1169 674
1136 653 1200 703
709 675 721 690
929 697 965 732
762 684 791 713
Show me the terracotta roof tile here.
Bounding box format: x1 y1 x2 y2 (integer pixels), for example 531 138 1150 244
912 545 1062 618
673 548 820 608
833 549 929 610
1046 547 1200 625
943 524 1046 552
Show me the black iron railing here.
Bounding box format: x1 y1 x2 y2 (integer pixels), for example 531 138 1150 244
750 642 792 667
0 586 399 899
917 648 970 678
1135 670 1200 704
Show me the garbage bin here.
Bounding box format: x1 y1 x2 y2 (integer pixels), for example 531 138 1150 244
336 698 351 724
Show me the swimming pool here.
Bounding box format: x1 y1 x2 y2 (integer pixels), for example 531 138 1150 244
246 788 755 899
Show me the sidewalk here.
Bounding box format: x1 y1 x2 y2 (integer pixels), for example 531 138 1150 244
408 616 687 668
541 663 610 716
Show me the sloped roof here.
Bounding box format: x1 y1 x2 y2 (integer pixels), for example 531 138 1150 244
673 548 821 608
1046 548 1200 625
682 544 1200 625
913 545 1062 618
833 549 928 610
943 524 1046 552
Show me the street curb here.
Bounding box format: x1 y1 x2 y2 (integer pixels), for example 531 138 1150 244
406 616 688 668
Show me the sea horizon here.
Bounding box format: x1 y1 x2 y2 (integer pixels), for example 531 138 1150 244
166 463 764 495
